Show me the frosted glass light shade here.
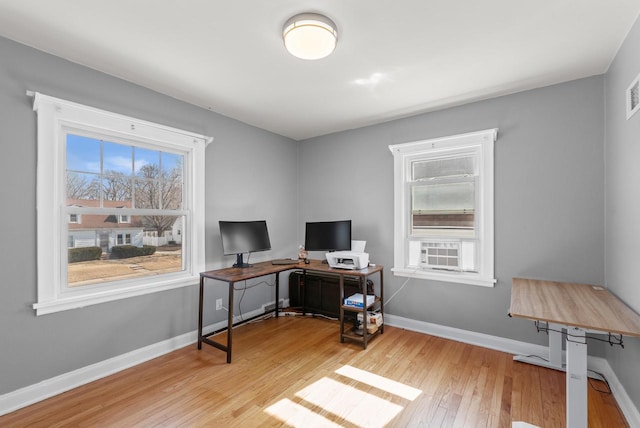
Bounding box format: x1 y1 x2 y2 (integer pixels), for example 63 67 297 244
283 13 337 60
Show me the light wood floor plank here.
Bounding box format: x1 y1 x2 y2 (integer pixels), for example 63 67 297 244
0 316 629 427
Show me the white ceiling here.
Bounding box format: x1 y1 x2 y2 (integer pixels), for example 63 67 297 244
1 1 639 141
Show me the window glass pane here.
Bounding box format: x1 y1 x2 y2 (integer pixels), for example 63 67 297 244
161 152 183 210
161 178 183 210
134 178 158 209
66 215 184 288
102 175 132 203
66 135 101 173
412 155 475 180
412 181 475 212
66 171 100 201
103 141 133 175
162 152 182 175
135 147 160 178
412 181 475 230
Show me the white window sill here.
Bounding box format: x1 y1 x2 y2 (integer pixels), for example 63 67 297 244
391 267 496 288
33 275 199 316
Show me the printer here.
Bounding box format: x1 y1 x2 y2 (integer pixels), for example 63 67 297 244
325 240 369 270
325 251 370 270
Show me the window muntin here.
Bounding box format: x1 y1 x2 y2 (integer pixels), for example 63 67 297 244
389 129 496 287
33 92 211 315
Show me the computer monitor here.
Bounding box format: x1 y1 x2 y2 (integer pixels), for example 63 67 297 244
304 220 352 252
219 220 271 268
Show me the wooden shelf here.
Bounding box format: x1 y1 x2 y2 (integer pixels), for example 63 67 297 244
338 267 384 349
341 327 382 344
341 296 381 312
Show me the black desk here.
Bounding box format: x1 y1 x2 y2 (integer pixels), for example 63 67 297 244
198 259 384 363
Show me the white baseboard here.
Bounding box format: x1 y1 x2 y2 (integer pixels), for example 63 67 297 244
384 314 640 428
2 310 637 427
587 355 640 427
0 329 196 416
0 303 276 417
384 314 548 357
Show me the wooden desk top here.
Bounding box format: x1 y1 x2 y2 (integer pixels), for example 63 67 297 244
200 260 302 282
510 277 640 337
200 259 383 283
300 259 383 277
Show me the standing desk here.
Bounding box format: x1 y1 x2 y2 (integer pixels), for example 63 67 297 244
509 277 640 428
198 259 384 363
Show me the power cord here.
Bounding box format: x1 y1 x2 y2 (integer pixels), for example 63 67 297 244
518 321 617 395
534 321 624 348
516 353 612 394
384 275 413 305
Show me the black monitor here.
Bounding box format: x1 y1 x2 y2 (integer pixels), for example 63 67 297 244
219 220 271 268
304 220 352 252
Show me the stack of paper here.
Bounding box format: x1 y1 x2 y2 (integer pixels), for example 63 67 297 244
344 293 375 308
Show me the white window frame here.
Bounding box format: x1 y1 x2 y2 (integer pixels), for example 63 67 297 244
116 233 132 245
118 214 130 224
32 92 212 315
389 129 496 287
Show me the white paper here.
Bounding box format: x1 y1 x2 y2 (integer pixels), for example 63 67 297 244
351 240 366 252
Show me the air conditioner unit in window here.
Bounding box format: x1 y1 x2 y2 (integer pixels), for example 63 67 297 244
420 240 476 272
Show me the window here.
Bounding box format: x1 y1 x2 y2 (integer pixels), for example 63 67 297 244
389 129 496 287
116 233 132 245
33 93 212 315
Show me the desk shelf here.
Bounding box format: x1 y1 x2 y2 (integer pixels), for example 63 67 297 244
339 280 384 349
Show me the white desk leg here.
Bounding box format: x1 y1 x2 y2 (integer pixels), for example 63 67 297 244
547 322 563 368
565 326 587 428
514 322 564 370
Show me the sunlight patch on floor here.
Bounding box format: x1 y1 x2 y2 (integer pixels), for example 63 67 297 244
335 365 422 401
265 364 423 427
264 398 343 428
295 377 403 428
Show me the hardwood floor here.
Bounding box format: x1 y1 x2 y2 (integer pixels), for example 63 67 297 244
1 316 629 427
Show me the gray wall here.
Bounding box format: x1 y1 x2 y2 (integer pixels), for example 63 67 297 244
0 36 298 395
5 18 638 411
299 76 605 347
605 14 640 410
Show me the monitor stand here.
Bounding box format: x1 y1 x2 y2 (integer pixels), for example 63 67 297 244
233 253 252 268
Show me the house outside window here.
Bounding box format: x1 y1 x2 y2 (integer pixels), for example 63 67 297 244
389 129 496 287
117 233 132 245
33 93 211 315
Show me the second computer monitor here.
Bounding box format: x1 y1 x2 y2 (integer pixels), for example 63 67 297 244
304 220 351 252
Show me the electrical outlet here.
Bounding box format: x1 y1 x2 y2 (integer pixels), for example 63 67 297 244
216 298 223 310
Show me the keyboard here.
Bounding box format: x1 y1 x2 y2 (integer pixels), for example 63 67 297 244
271 259 301 265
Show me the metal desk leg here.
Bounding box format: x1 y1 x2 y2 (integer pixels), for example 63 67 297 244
359 276 368 349
198 276 204 350
379 269 384 334
275 272 280 317
226 281 235 363
566 326 587 428
513 322 564 370
547 322 563 368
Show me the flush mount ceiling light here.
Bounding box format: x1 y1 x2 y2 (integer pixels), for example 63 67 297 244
283 13 338 60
